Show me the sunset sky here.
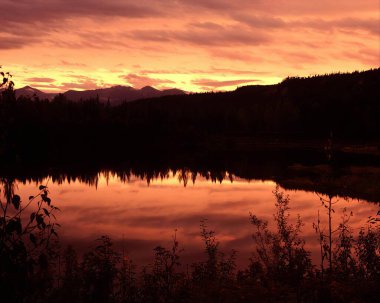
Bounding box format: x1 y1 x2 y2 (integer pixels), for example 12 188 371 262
1 0 379 92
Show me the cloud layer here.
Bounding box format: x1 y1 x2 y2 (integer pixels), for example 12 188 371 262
1 0 378 92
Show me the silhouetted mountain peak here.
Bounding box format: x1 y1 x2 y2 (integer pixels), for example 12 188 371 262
62 85 186 105
16 83 186 105
162 88 187 95
109 85 134 90
15 86 53 100
19 85 41 92
141 85 158 91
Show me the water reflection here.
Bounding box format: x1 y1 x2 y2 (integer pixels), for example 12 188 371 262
5 150 380 203
11 171 378 268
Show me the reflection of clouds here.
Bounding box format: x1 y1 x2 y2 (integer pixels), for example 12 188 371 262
58 188 86 195
207 185 269 194
225 233 254 248
15 176 379 268
207 199 257 209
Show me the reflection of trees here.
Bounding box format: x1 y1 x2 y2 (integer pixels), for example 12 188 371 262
1 181 379 302
2 168 236 189
1 123 379 202
0 177 15 205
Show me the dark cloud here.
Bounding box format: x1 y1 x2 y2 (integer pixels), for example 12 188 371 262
0 35 38 49
188 22 225 30
136 67 268 76
233 0 377 15
181 0 237 10
129 30 172 43
44 32 133 50
24 77 56 83
1 0 377 88
130 26 268 47
4 0 373 28
285 17 380 35
235 13 379 35
0 0 161 49
2 0 159 24
232 14 286 29
2 0 375 56
175 28 268 46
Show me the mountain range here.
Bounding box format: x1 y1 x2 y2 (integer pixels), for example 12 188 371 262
14 85 186 105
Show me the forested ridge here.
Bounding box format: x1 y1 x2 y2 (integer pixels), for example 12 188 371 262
1 68 379 162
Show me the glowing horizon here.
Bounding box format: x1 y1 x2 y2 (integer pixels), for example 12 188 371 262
1 0 379 93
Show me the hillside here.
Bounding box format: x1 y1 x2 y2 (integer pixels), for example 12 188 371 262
14 86 55 100
115 68 380 141
14 85 186 105
63 85 186 105
1 68 380 163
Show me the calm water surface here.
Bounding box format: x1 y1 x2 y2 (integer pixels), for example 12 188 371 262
15 171 378 268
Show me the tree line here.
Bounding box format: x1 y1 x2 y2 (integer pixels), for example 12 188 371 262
1 68 380 164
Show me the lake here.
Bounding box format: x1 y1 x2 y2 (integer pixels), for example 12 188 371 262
11 168 379 269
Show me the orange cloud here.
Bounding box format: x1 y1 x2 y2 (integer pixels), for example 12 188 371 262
120 74 175 89
0 0 378 92
192 78 260 90
24 77 56 83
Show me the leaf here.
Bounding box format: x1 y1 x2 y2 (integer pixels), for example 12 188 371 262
6 219 22 235
29 196 34 200
30 212 36 222
39 185 47 190
41 194 51 205
30 233 37 246
42 208 50 216
36 214 44 226
12 195 21 210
